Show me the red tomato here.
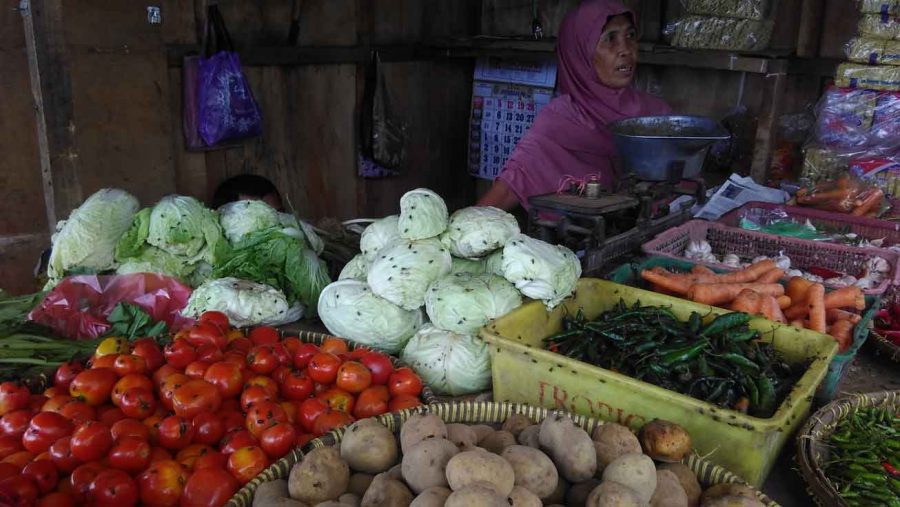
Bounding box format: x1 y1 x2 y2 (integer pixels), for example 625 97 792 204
180 467 238 507
199 310 230 332
220 398 240 412
246 345 279 375
41 394 72 413
21 459 57 495
112 374 154 407
37 492 77 507
27 394 46 412
69 368 117 407
312 411 354 436
98 405 127 426
0 462 18 481
297 398 330 434
1 450 33 469
149 447 172 464
172 379 222 419
183 361 211 380
0 410 32 439
111 418 150 441
70 420 113 462
239 386 274 412
91 354 119 370
53 362 85 391
193 345 222 365
307 352 341 384
108 436 152 473
292 343 319 370
281 336 301 356
259 423 296 459
87 469 139 507
219 410 246 436
69 462 105 503
175 444 215 471
152 364 182 389
280 401 299 424
203 362 244 399
248 326 279 346
156 416 194 451
23 411 72 454
353 385 390 419
294 432 314 448
48 437 79 473
280 370 314 401
387 367 423 398
187 322 226 350
360 352 394 385
192 450 227 471
226 446 268 484
0 383 30 417
245 402 287 438
192 413 225 447
120 387 157 420
0 435 22 460
131 338 165 373
388 394 422 412
59 400 96 425
113 355 148 377
226 337 252 354
243 376 278 398
318 387 355 414
219 431 256 456
143 415 164 445
163 340 197 370
270 344 291 366
271 365 290 385
0 475 39 506
335 361 372 394
320 337 349 356
138 459 188 507
346 346 371 361
159 373 190 412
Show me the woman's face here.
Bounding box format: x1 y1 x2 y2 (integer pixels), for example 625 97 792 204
592 14 638 89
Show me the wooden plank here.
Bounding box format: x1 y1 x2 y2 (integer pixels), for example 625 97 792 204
769 0 802 52
819 0 859 59
750 72 787 183
63 0 162 51
161 0 198 45
0 233 49 295
167 68 207 201
21 0 82 228
796 0 825 57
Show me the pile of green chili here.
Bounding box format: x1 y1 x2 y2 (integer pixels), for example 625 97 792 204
543 300 803 418
822 405 900 506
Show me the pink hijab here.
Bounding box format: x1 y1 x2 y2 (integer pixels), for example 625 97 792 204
497 0 670 209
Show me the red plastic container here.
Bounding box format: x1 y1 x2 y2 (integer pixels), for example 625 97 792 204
641 220 899 295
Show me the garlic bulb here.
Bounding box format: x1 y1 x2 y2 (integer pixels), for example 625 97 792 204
685 240 712 260
772 253 791 271
752 255 769 264
700 252 719 264
864 256 890 274
855 277 877 289
805 274 824 283
825 277 850 288
722 254 741 267
786 269 804 278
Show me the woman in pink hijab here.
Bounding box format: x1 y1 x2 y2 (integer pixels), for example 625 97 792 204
478 0 671 210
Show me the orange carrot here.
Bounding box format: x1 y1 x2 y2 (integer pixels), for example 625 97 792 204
686 283 785 306
850 188 884 216
828 319 854 352
765 296 787 323
650 283 677 296
692 264 716 276
826 308 862 324
756 268 785 284
730 289 762 314
790 320 805 329
807 284 826 333
641 270 691 294
823 287 865 310
776 295 792 309
713 259 777 284
787 277 813 303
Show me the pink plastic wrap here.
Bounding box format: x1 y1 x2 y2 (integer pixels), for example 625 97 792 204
28 273 194 340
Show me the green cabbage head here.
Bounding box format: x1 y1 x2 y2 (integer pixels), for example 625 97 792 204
219 200 281 245
145 195 227 265
338 254 369 281
367 238 452 310
401 324 491 396
501 234 581 309
424 273 522 335
360 215 401 261
398 189 448 240
440 206 519 258
182 277 302 327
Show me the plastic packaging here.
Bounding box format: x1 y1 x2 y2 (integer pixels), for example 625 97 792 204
795 176 887 216
850 156 900 197
681 0 768 20
847 37 900 65
736 209 830 240
665 16 774 51
813 86 878 148
860 1 900 15
27 273 193 340
836 63 900 91
801 145 854 182
859 15 900 40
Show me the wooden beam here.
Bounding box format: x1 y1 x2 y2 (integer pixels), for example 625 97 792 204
750 72 787 183
20 0 82 231
796 0 825 57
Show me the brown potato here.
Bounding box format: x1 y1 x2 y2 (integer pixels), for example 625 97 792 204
500 445 558 498
348 474 374 498
592 423 641 474
446 424 478 450
470 424 495 444
446 449 516 496
702 496 765 507
659 464 702 507
539 412 597 483
254 480 309 507
338 493 361 507
601 453 656 505
410 486 451 507
700 484 758 505
651 470 689 507
501 414 534 437
401 438 458 494
480 430 517 454
517 425 541 448
400 413 448 453
445 483 508 507
542 476 569 505
508 485 542 507
360 473 414 507
585 481 643 507
340 420 398 474
639 419 692 462
288 447 349 504
566 479 602 507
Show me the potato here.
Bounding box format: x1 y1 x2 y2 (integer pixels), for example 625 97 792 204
539 412 597 482
400 413 447 453
340 420 398 474
585 481 643 507
702 496 765 507
517 425 540 448
360 473 414 507
501 414 534 437
338 493 361 507
601 453 656 505
480 430 516 454
289 447 349 504
508 485 541 507
542 476 568 505
446 424 477 450
470 424 495 444
313 502 344 507
446 449 516 496
651 470 689 507
592 423 641 474
640 419 692 462
254 480 310 507
500 445 558 498
659 464 702 507
409 486 451 507
385 464 404 481
401 438 458 493
445 483 508 507
348 474 374 498
700 484 758 505
566 479 601 507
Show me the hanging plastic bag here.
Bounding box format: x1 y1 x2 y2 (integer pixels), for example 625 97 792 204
27 273 193 340
358 52 407 178
197 6 262 146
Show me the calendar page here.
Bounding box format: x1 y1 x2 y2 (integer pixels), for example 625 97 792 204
468 57 557 180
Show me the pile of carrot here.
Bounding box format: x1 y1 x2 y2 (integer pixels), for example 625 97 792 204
640 259 865 352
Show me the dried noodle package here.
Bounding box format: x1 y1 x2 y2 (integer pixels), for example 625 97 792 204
813 86 878 148
859 15 900 40
859 1 900 15
682 0 768 21
847 37 900 65
667 16 774 51
872 91 900 146
836 63 900 91
801 146 853 183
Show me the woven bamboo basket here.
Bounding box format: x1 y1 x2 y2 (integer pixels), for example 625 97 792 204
796 390 900 506
226 401 779 507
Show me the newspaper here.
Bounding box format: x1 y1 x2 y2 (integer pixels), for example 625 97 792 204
692 174 788 220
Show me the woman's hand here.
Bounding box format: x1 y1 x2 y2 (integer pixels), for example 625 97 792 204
477 179 519 211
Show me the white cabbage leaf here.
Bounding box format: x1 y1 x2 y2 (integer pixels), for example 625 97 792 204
501 234 581 309
367 238 452 310
182 277 302 327
360 215 401 262
424 273 522 335
398 188 448 240
440 206 519 258
401 325 491 396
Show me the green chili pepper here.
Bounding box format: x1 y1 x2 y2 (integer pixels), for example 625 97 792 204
660 342 708 366
721 353 761 371
725 329 758 342
688 312 701 334
700 313 752 337
757 375 776 415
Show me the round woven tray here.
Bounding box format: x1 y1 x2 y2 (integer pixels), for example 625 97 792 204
796 390 900 506
226 400 779 507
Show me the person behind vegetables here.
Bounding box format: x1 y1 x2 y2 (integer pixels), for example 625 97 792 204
210 173 284 211
477 0 671 211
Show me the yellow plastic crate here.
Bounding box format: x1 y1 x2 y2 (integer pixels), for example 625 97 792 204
480 278 837 486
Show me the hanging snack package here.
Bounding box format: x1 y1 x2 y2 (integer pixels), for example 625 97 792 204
851 156 900 197
813 86 878 148
665 16 774 51
860 1 900 15
847 37 900 65
872 90 900 146
795 176 886 216
836 63 900 91
859 15 900 40
681 0 768 20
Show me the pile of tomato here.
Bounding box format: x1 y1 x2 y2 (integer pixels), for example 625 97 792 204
0 311 424 506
